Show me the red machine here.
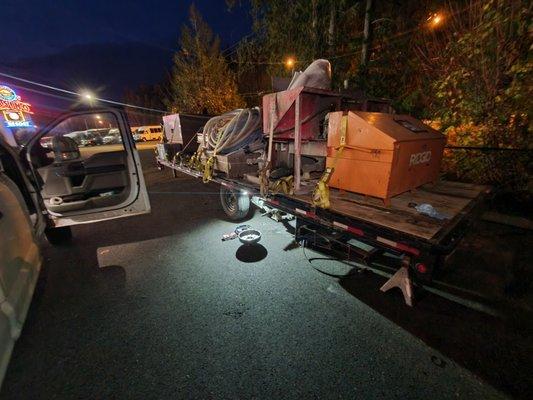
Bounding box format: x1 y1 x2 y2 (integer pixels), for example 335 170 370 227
262 87 341 140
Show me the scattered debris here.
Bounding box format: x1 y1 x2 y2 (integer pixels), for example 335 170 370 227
410 202 450 220
221 224 253 241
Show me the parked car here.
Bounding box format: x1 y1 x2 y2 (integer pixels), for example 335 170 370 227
102 128 122 144
77 131 99 147
0 107 150 386
64 131 86 145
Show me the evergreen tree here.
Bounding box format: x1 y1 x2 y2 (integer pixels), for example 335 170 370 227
166 5 243 114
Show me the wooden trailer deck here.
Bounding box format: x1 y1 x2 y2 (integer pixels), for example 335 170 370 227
292 180 490 242
160 160 489 244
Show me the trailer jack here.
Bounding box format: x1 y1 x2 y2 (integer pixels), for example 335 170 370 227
380 256 414 306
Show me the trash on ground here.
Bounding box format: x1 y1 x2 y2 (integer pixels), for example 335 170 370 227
222 224 253 241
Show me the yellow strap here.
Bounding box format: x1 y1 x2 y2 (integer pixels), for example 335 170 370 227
202 128 225 183
271 175 294 195
312 115 348 209
202 156 215 183
259 163 270 197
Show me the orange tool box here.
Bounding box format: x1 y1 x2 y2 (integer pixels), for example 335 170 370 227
326 111 446 204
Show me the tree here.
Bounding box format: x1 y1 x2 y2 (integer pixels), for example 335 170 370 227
165 5 243 114
417 0 532 188
419 0 531 148
234 0 362 92
123 84 166 126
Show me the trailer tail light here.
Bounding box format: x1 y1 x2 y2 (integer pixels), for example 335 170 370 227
415 263 428 274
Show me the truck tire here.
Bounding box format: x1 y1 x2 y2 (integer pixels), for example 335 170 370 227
219 186 253 221
45 226 72 245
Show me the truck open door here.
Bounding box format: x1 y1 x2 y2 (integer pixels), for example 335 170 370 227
25 108 150 240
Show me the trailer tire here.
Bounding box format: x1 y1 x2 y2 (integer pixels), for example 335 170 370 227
45 226 72 245
219 187 253 221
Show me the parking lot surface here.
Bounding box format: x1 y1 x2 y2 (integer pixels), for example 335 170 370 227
1 147 529 400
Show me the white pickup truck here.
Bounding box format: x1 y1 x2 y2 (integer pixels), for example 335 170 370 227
0 107 151 384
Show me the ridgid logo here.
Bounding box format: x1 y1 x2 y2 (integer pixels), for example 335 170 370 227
409 151 432 166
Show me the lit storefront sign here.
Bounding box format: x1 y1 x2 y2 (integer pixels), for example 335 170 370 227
0 85 34 128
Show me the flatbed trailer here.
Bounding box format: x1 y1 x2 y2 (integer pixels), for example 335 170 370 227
156 157 490 307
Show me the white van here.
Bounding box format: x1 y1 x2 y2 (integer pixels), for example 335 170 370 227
133 125 163 142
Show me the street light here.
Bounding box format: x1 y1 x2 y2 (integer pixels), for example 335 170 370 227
284 57 295 70
427 12 444 29
80 90 95 104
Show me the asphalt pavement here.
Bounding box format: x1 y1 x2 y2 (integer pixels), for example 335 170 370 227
1 146 530 400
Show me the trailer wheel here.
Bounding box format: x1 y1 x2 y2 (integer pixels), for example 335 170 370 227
219 186 253 221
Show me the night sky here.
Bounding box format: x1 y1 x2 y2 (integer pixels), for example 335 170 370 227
1 0 251 115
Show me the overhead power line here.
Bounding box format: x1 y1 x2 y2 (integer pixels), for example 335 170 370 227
0 71 168 114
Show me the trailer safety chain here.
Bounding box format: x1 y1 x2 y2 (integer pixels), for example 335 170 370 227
312 115 348 209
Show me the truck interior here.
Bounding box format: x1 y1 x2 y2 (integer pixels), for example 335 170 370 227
28 111 138 215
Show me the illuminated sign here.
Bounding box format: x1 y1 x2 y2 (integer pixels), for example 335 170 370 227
0 85 18 102
0 85 33 113
3 110 32 128
0 85 34 129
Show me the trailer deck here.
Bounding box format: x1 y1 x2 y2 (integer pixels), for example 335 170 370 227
159 159 488 245
292 180 489 242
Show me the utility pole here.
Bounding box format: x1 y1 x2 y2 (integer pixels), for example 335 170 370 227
360 0 373 82
327 2 336 56
311 0 318 58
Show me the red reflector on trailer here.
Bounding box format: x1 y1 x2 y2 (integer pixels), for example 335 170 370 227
395 242 421 257
416 263 428 274
333 221 364 236
377 237 420 256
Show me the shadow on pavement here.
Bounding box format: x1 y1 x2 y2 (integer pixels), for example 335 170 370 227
236 244 268 263
338 266 533 400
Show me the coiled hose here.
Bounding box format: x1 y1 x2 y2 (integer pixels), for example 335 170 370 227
202 107 262 154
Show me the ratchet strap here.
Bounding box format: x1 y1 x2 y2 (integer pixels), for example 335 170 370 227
188 146 205 171
271 175 294 195
202 156 215 183
259 162 270 197
202 126 225 183
312 115 348 209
